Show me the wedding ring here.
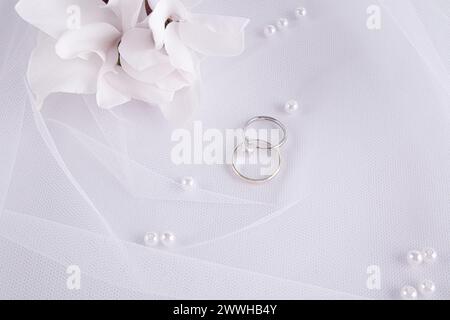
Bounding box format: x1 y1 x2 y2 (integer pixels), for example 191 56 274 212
231 139 282 183
243 116 287 150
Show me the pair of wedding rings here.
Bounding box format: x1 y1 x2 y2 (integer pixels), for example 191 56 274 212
231 116 287 183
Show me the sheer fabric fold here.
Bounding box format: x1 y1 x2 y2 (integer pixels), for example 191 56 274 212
0 0 449 299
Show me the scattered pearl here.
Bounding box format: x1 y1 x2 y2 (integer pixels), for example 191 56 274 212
277 18 289 29
418 280 436 295
284 99 299 114
144 232 159 247
264 24 277 37
422 247 437 264
400 285 418 300
161 232 176 247
181 176 195 190
295 7 307 18
406 250 423 266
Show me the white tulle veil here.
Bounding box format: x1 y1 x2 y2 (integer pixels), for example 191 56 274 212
0 0 449 299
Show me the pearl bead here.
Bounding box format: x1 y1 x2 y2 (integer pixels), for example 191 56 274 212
161 232 176 247
422 247 437 264
418 280 436 295
407 250 423 266
264 25 276 37
277 18 289 29
143 232 159 247
181 176 195 190
400 285 418 300
295 7 307 18
284 99 299 113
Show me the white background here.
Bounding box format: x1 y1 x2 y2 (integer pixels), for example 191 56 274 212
0 0 449 299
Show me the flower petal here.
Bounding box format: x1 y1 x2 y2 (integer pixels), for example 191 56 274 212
180 0 203 8
156 71 190 91
148 0 203 9
121 59 174 84
15 0 118 39
148 0 190 49
105 0 145 31
164 23 196 74
103 69 175 106
97 50 131 109
119 27 170 71
97 76 131 109
159 84 199 124
55 23 121 61
27 33 101 109
179 14 250 56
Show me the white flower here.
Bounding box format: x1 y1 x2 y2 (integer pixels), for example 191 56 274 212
15 0 249 124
